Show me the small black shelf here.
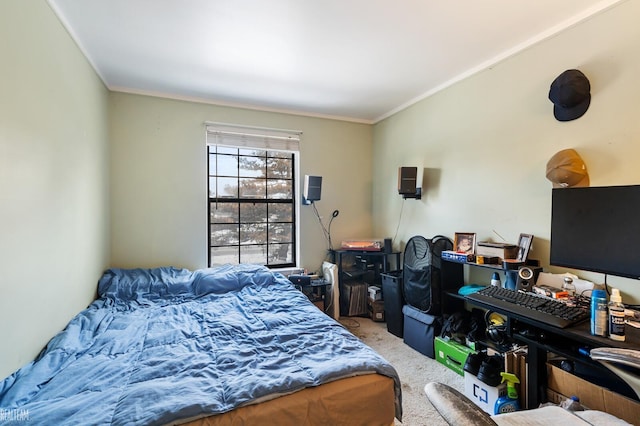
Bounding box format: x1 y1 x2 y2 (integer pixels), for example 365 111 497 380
444 259 504 270
341 269 369 279
516 332 639 401
445 290 465 301
333 250 401 317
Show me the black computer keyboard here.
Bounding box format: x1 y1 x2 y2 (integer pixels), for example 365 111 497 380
466 286 589 328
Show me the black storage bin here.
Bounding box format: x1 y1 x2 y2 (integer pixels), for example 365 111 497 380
381 270 404 337
402 305 441 359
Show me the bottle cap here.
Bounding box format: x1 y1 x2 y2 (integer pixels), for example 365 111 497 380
610 288 622 303
592 289 606 299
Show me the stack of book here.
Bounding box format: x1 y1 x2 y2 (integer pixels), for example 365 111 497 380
442 250 475 263
340 281 368 316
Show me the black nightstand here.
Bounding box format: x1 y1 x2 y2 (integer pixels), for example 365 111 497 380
295 278 331 312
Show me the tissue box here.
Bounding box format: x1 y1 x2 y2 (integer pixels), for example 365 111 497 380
368 285 382 300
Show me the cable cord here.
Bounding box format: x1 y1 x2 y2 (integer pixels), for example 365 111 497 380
312 203 339 251
391 198 406 247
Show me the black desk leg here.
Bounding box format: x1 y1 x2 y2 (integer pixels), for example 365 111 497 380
526 343 547 408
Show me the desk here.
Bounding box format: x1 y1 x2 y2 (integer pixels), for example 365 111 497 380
460 291 640 407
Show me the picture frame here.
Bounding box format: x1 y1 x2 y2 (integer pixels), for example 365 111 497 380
454 232 476 254
517 233 534 261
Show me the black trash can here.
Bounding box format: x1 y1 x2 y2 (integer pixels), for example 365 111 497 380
381 270 404 337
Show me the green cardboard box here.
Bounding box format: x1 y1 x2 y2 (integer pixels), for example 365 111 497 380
434 336 477 376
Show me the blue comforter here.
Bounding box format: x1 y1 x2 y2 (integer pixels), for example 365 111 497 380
0 264 401 425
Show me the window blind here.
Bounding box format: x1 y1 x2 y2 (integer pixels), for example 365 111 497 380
205 122 301 152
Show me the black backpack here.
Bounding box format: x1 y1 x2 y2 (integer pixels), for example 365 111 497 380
402 235 459 315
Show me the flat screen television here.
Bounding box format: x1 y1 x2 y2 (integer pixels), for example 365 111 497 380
550 185 640 280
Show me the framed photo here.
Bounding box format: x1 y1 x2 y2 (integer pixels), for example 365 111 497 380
517 233 534 261
454 232 476 254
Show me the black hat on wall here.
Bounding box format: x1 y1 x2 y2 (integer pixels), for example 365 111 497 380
548 69 591 121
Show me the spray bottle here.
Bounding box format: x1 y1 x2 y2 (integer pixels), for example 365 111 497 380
608 288 625 341
494 372 520 414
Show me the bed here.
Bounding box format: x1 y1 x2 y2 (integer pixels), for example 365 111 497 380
0 264 401 425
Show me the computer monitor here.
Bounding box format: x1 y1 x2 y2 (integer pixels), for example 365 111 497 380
550 185 640 280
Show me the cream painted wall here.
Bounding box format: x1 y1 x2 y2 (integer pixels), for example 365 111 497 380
108 92 372 274
373 0 640 304
0 1 110 379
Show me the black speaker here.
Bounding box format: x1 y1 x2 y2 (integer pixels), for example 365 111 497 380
384 238 392 254
516 266 542 292
303 175 322 203
398 167 417 195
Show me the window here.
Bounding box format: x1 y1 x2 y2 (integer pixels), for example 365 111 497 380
206 123 300 268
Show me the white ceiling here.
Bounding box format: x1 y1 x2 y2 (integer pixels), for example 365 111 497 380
48 0 623 123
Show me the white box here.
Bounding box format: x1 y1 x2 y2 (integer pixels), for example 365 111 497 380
368 285 382 300
476 242 518 261
464 372 506 415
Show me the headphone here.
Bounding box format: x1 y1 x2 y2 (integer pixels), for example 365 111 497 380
485 311 508 345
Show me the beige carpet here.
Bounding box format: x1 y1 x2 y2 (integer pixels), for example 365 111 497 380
340 316 465 426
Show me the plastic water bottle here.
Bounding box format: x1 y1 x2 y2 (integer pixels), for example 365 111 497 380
608 288 626 341
591 289 608 336
491 272 501 287
560 396 584 411
562 277 576 297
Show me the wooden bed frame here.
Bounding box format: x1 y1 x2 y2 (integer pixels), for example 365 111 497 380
180 374 396 425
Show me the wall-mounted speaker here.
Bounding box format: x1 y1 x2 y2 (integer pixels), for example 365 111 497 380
303 175 322 204
516 266 542 292
398 167 417 195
